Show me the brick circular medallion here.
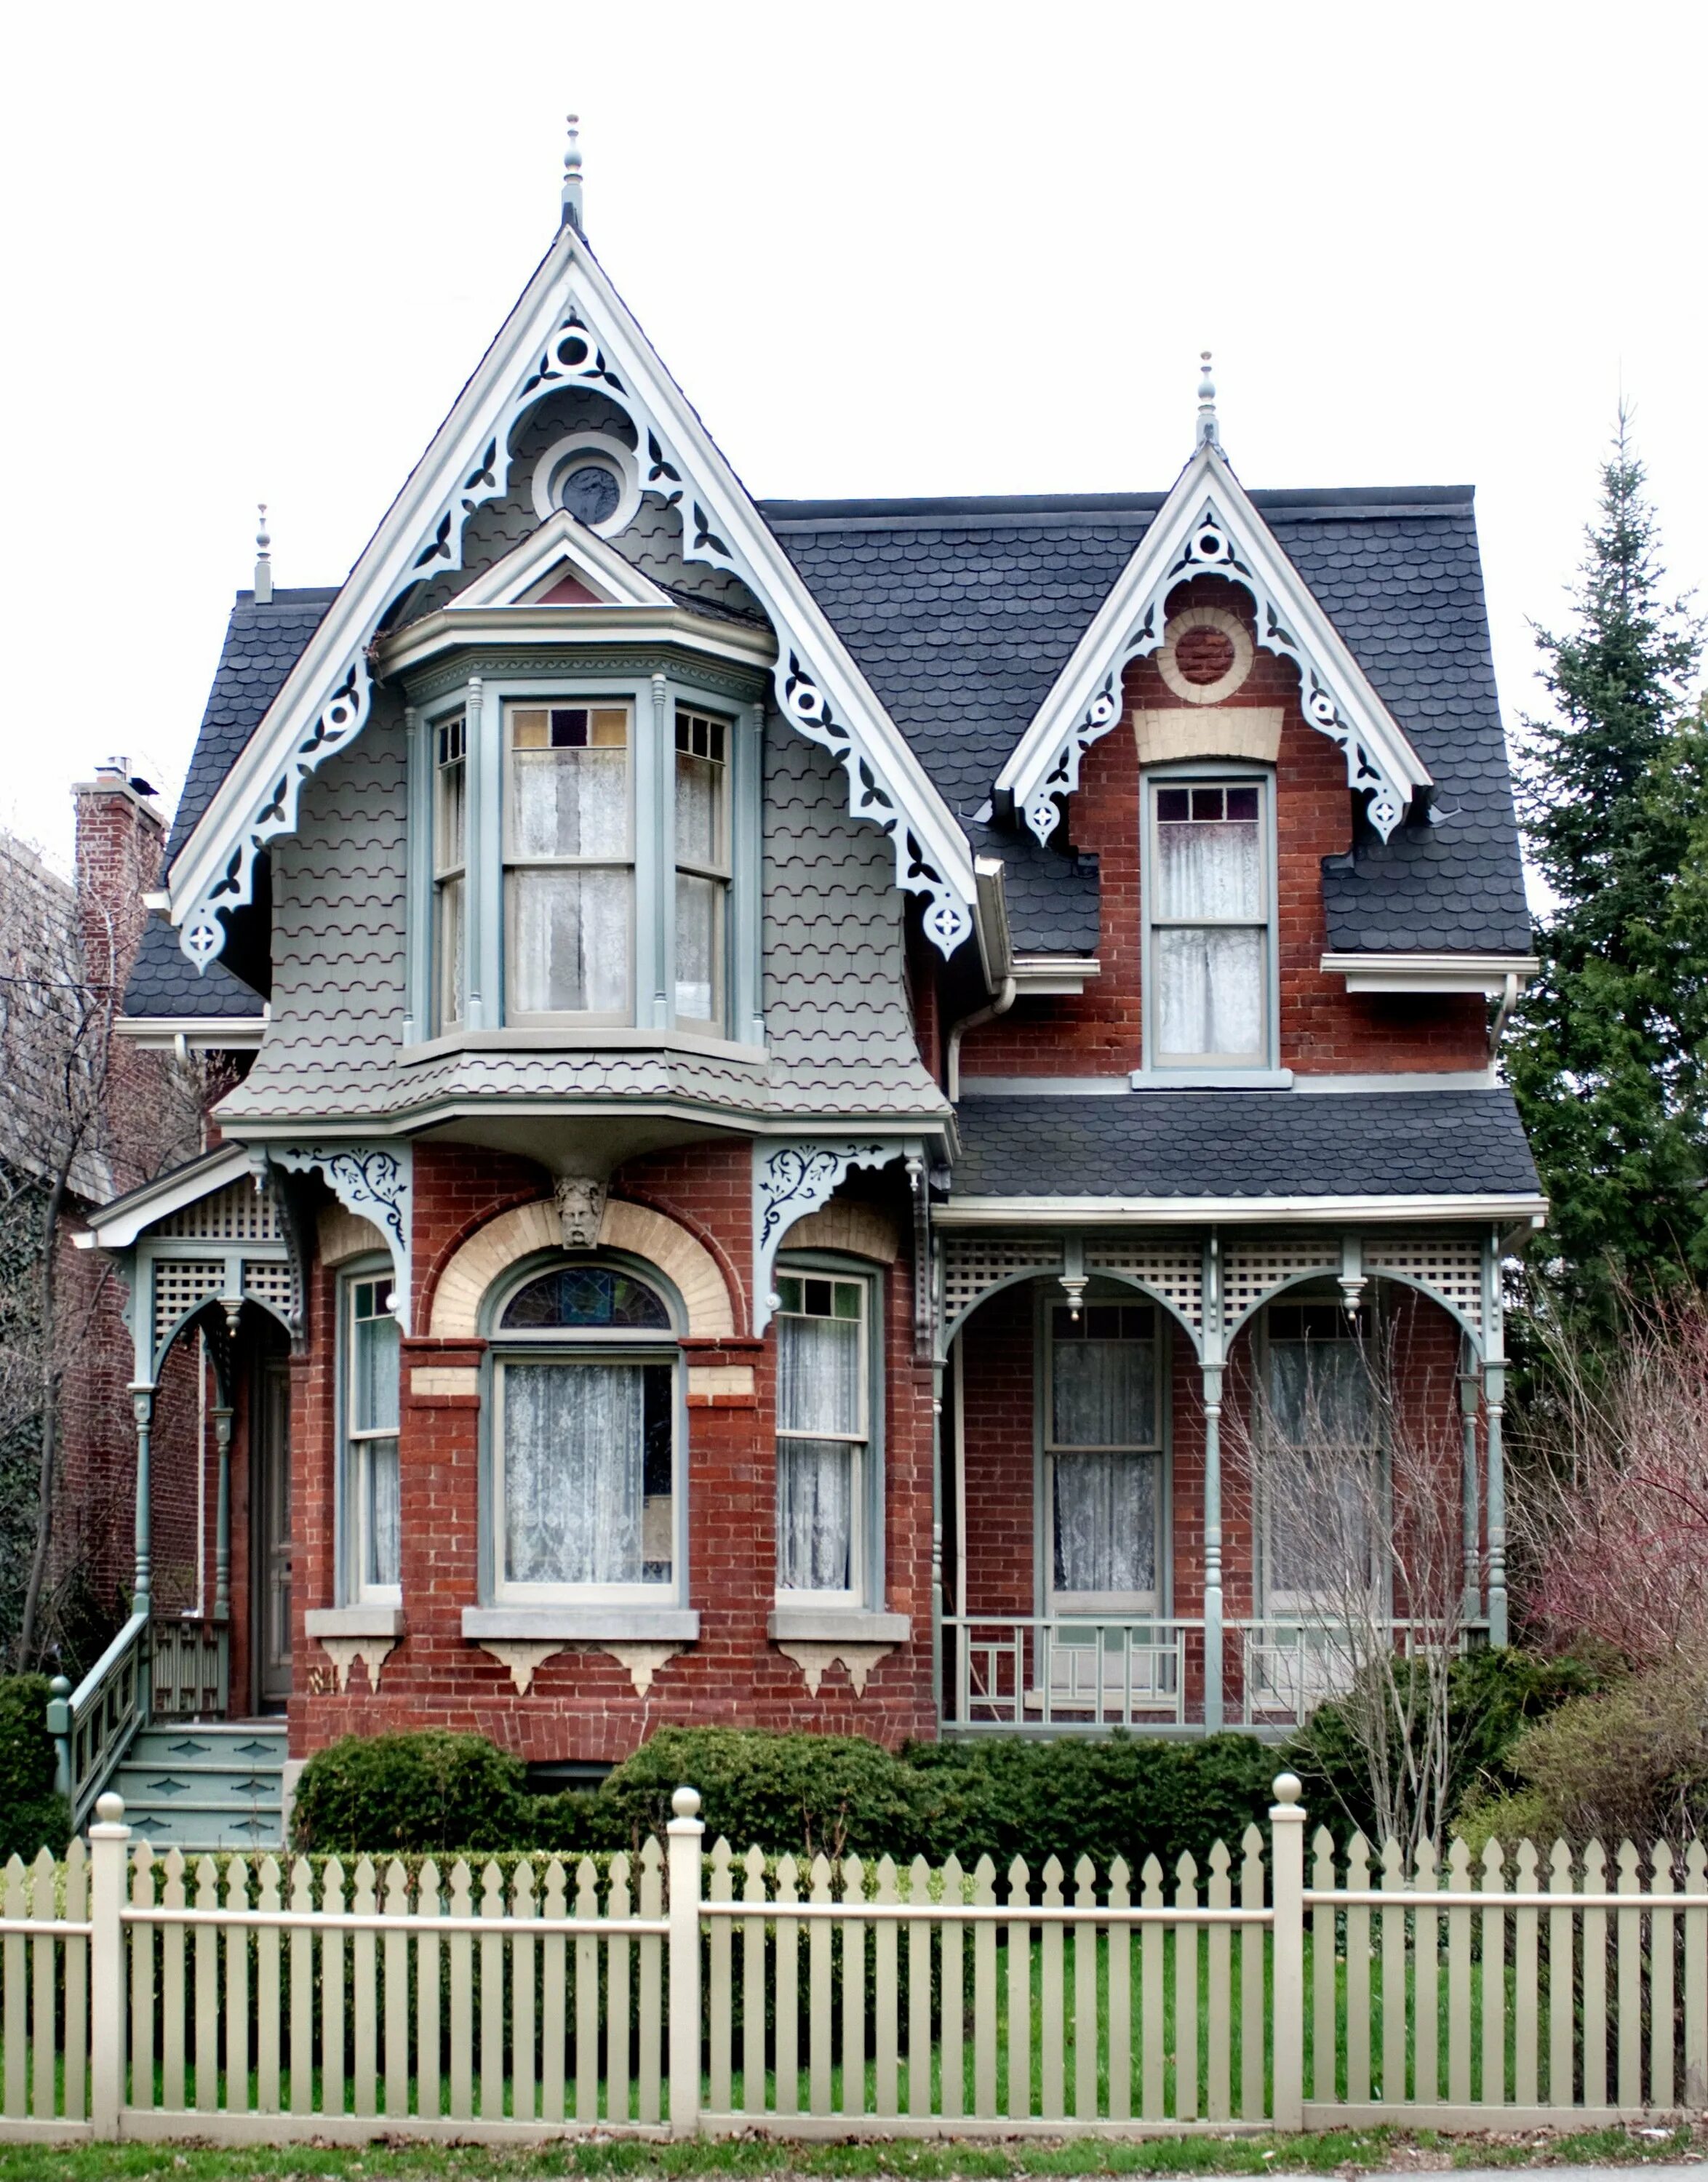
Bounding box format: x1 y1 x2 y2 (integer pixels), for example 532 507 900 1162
1156 606 1255 706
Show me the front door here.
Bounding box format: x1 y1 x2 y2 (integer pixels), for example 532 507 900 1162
252 1356 292 1711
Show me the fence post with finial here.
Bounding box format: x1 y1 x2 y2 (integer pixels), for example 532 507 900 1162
89 1791 130 2135
667 1786 704 2135
1269 1773 1306 2128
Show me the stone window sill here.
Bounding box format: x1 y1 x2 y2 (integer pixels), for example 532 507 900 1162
767 1607 911 1645
306 1606 405 1639
462 1606 701 1644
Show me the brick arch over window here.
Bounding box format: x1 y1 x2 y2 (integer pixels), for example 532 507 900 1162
427 1196 736 1340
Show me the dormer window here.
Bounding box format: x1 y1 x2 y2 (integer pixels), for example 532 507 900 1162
506 703 633 1024
407 678 762 1050
1143 772 1276 1074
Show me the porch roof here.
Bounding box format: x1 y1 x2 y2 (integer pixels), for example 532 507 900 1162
947 1087 1540 1208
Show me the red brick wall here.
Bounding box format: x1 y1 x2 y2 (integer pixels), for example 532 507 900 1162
961 577 1487 1081
287 1146 936 1764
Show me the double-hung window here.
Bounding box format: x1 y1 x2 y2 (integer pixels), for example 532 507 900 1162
505 703 632 1023
674 707 730 1031
433 715 467 1034
346 1277 401 1602
1261 1300 1380 1615
1146 778 1271 1068
491 1263 679 1601
775 1269 871 1599
1045 1298 1163 1614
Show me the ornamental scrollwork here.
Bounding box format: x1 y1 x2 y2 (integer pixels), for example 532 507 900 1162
752 1140 905 1331
271 1145 413 1331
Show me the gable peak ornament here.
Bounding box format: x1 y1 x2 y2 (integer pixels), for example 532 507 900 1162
1196 351 1220 452
253 504 272 604
561 113 584 234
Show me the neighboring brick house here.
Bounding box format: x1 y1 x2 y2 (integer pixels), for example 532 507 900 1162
73 161 1541 1823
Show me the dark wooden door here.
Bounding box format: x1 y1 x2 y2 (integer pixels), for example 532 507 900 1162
252 1356 292 1711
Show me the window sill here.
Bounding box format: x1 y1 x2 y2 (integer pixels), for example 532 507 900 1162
401 1027 765 1067
462 1606 701 1643
767 1607 912 1645
306 1605 405 1639
1128 1068 1294 1090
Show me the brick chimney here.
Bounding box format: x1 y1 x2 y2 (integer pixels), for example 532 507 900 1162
73 762 168 1197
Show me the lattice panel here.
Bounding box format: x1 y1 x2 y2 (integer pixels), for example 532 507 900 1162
1086 1244 1205 1336
243 1258 298 1322
157 1178 280 1242
1221 1242 1337 1328
151 1260 225 1351
1367 1237 1483 1335
941 1236 1063 1333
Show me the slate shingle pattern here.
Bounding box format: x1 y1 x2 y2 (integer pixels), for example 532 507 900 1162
951 1089 1540 1201
762 487 1532 957
122 919 263 1020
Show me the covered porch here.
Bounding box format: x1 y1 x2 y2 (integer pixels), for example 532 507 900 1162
932 1219 1519 1737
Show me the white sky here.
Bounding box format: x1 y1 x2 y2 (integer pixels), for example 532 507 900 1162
1 0 1703 873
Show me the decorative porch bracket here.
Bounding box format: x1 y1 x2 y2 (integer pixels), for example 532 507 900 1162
751 1140 911 1333
268 1145 414 1333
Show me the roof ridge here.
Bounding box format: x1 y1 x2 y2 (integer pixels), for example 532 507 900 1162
760 484 1474 527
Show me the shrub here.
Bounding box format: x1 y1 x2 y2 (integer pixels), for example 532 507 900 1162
291 1731 529 1854
1286 1646 1603 1846
1454 1658 1708 1855
905 1733 1277 1880
0 1676 67 1863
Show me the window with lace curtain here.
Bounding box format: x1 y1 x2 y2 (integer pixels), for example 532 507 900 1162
1144 773 1274 1071
1045 1296 1164 1615
489 1261 680 1602
1260 1298 1381 1614
344 1271 400 1604
774 1266 878 1601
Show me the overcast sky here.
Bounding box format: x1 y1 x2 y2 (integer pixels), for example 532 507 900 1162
2 1 1703 874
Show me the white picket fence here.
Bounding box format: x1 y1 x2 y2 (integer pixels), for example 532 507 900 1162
0 1780 1702 2142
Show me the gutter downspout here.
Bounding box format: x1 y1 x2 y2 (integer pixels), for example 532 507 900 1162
946 976 1015 1100
1488 970 1520 1064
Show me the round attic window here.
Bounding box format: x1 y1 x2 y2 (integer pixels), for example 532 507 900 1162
529 428 642 535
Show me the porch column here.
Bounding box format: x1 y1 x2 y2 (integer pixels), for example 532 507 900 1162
130 1383 156 1615
211 1405 234 1624
1202 1364 1225 1730
1458 1346 1482 1620
1484 1361 1508 1647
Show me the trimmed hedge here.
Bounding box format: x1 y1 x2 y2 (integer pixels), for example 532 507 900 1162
290 1730 530 1854
0 1676 68 1864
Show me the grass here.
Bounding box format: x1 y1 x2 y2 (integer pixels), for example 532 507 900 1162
0 2121 1697 2182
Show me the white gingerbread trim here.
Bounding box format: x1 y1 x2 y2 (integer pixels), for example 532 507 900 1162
270 1145 412 1332
445 506 671 611
752 1140 907 1332
994 439 1432 844
167 223 978 967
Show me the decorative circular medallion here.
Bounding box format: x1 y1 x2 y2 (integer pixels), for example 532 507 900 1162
1155 605 1255 706
529 428 642 535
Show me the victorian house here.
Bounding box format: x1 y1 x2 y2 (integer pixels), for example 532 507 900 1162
66 138 1541 1844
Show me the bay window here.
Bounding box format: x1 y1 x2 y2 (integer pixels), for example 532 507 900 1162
490 1262 679 1602
505 703 632 1023
1145 775 1272 1071
346 1275 401 1602
674 707 730 1031
433 714 466 1033
1045 1298 1162 1614
774 1268 872 1599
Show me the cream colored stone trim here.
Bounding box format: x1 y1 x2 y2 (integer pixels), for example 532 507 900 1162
1154 605 1255 705
476 1638 684 1698
411 1366 479 1397
319 1206 388 1268
781 1201 901 1263
686 1364 755 1398
316 1637 397 1693
428 1196 737 1339
479 1639 564 1696
777 1641 897 1697
1133 705 1283 767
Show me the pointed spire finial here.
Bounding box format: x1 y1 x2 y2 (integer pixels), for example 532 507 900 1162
254 502 273 604
1196 351 1220 451
561 113 584 235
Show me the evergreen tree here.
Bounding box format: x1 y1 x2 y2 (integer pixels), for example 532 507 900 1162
1509 415 1705 1313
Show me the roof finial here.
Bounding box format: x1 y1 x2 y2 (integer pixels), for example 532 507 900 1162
561 113 584 235
254 502 273 604
1196 351 1220 451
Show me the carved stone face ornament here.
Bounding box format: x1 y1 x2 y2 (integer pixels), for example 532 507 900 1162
554 1175 608 1250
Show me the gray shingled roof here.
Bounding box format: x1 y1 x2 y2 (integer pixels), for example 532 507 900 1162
950 1088 1540 1200
122 917 264 1020
761 487 1532 957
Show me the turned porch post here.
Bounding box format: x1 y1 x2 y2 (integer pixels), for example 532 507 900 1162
212 1405 234 1624
1481 1228 1508 1647
129 1381 156 1615
1458 1340 1482 1621
1201 1230 1225 1730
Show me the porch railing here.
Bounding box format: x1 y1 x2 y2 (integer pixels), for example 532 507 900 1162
49 1609 150 1833
148 1616 230 1722
942 1614 1491 1737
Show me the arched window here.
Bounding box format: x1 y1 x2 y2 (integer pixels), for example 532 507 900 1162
490 1258 679 1602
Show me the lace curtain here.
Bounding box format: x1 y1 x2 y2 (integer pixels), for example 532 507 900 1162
508 716 631 1015
776 1311 861 1591
1050 1331 1158 1599
1266 1338 1377 1599
1154 810 1263 1059
503 1360 653 1586
352 1304 400 1589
